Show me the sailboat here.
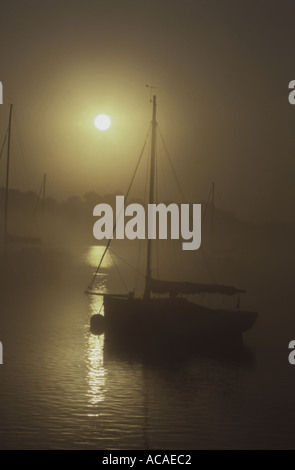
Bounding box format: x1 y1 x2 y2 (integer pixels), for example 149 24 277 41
1 104 42 246
87 96 257 353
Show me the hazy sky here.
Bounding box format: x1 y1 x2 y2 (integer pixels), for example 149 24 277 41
0 0 295 222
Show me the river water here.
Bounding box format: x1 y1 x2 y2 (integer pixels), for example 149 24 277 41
0 244 294 449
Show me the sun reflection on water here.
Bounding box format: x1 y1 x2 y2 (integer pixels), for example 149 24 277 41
85 332 106 410
85 246 112 315
84 245 113 269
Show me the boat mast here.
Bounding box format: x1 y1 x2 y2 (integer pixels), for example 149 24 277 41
211 181 215 254
42 173 46 223
144 95 157 299
4 104 13 244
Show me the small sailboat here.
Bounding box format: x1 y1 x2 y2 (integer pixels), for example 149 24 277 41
87 96 257 353
1 104 42 246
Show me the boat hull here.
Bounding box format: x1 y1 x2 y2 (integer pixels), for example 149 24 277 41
91 295 257 353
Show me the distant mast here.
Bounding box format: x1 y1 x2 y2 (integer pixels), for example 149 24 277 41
144 95 157 299
4 104 13 244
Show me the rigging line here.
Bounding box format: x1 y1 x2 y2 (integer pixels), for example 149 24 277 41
155 144 160 280
109 250 130 294
135 146 151 294
159 129 216 283
86 292 104 315
94 299 104 316
34 177 44 220
97 300 104 315
198 186 216 282
0 129 8 162
12 108 32 190
198 183 216 281
158 134 181 279
88 124 151 290
202 184 213 223
109 247 145 279
154 138 162 279
135 240 143 296
158 127 187 204
158 135 169 201
125 124 152 202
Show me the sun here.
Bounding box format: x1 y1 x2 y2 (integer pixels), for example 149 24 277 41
94 114 111 131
